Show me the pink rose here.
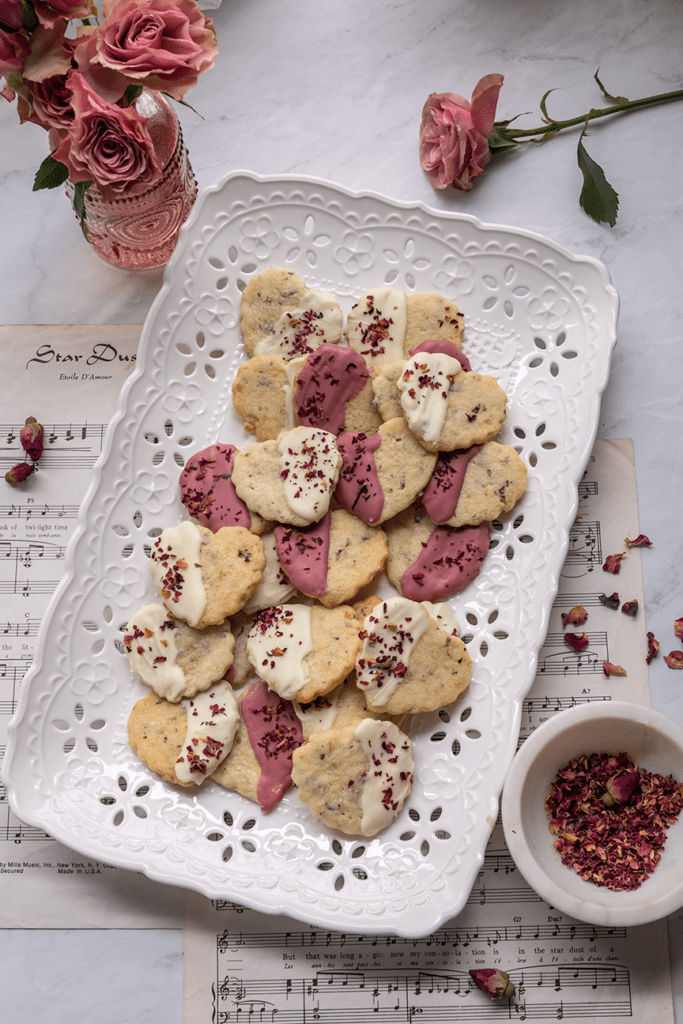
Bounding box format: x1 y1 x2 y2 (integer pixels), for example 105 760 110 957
419 74 504 192
77 0 218 102
52 72 161 197
22 73 75 130
0 26 29 75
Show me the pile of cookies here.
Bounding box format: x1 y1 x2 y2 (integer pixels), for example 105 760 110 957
125 267 528 838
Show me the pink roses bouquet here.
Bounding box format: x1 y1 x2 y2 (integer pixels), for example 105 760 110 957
1 0 217 206
420 72 683 226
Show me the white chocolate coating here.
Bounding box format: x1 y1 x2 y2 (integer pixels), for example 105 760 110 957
175 682 239 785
255 287 343 360
242 532 298 614
356 597 431 708
278 427 341 523
345 286 407 366
354 718 414 836
149 521 206 628
246 604 313 700
397 352 462 444
124 603 185 701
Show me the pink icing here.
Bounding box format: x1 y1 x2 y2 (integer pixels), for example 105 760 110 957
241 681 304 813
295 343 370 435
274 511 331 597
334 430 384 524
421 444 483 523
409 338 471 371
179 443 251 531
401 523 490 600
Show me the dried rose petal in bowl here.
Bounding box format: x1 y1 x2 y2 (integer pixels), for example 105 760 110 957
502 701 683 926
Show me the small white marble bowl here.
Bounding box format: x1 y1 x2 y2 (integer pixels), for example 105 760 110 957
501 701 683 926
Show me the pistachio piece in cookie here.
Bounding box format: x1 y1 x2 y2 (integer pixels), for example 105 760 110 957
422 440 528 527
274 508 388 607
231 426 342 527
240 266 343 360
127 681 239 787
334 417 437 526
356 596 471 715
149 521 266 628
124 603 235 702
212 681 304 812
179 443 269 534
246 603 360 704
291 719 414 837
384 505 490 601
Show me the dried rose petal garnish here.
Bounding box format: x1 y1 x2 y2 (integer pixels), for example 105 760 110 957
674 618 683 640
599 592 620 611
564 632 589 652
646 631 659 664
546 751 683 891
624 534 652 548
562 605 588 628
664 651 683 670
603 552 626 574
621 599 638 617
469 968 515 999
603 661 627 678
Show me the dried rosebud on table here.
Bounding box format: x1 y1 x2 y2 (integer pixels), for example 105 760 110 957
19 416 44 462
624 534 652 548
603 552 625 574
664 651 683 670
603 661 627 678
599 592 620 611
561 605 588 628
469 968 515 999
5 462 35 485
646 632 659 664
564 632 589 652
621 599 638 617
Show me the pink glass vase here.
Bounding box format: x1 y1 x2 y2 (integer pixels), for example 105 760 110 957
63 91 198 271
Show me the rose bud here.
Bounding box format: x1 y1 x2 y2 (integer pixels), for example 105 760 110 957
601 770 639 807
20 416 44 462
469 968 515 999
5 462 35 484
646 631 659 664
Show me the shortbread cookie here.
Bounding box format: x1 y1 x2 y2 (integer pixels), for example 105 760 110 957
232 354 290 440
372 340 471 422
149 521 266 628
240 267 343 360
212 681 304 811
242 531 299 613
179 443 269 534
231 427 342 527
294 677 404 739
225 610 253 686
356 596 471 715
422 441 528 527
384 505 490 601
334 417 437 525
291 719 414 836
294 343 381 436
246 603 361 703
124 603 235 702
274 508 387 606
127 681 239 787
404 293 465 353
398 351 507 451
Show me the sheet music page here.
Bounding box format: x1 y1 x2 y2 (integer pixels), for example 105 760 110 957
183 438 674 1023
0 325 182 928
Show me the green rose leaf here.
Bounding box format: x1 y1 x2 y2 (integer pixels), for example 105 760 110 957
33 155 69 192
20 0 38 31
72 182 93 239
577 131 619 227
122 84 144 107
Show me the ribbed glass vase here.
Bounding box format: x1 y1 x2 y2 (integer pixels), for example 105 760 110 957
63 91 198 271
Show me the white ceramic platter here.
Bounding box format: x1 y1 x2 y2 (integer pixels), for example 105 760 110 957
4 173 618 937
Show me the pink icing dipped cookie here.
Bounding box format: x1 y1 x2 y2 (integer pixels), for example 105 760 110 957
295 343 374 436
274 508 387 607
409 338 472 369
423 440 528 527
179 443 268 535
385 505 490 600
334 418 436 526
421 444 484 523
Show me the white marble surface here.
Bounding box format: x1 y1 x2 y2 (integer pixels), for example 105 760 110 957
1 0 682 1020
